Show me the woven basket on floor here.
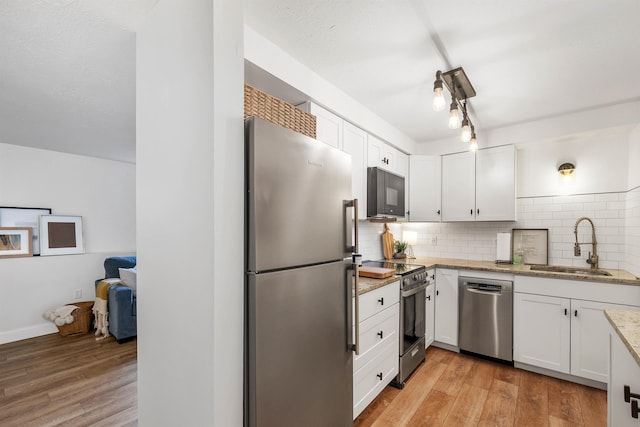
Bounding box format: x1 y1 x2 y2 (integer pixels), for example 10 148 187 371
244 84 317 139
57 301 95 337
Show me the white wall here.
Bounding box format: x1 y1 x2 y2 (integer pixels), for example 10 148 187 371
625 124 640 277
244 26 417 155
0 143 135 344
517 126 630 198
136 0 243 425
357 126 639 273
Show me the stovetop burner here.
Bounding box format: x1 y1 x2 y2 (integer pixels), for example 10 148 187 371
363 260 425 276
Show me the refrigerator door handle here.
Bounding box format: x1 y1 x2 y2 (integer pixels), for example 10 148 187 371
348 259 361 355
344 199 359 253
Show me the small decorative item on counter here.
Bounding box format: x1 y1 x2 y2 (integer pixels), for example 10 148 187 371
393 240 408 259
513 247 525 265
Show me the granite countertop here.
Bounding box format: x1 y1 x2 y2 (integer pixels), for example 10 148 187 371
356 256 640 295
605 309 640 367
357 275 400 294
408 257 640 285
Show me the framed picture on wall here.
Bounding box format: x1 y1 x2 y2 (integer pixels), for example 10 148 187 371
512 228 549 265
0 207 52 256
0 227 33 258
39 215 85 256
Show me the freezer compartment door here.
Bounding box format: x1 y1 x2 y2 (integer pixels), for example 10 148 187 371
247 261 353 427
246 117 353 272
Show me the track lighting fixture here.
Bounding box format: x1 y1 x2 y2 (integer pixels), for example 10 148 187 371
432 67 478 151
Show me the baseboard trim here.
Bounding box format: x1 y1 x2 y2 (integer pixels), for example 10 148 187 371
0 322 58 345
514 362 607 390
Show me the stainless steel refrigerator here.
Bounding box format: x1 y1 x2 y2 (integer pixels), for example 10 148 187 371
245 117 358 427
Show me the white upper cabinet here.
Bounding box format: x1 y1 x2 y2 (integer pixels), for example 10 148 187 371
367 135 396 172
409 155 442 222
475 145 516 221
441 145 516 222
441 151 476 221
342 122 368 219
298 102 343 149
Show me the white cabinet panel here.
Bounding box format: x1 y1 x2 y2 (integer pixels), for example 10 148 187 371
441 145 515 222
434 269 458 346
367 135 395 170
571 300 640 382
353 303 399 372
343 122 367 219
608 323 640 427
513 293 570 373
441 151 475 221
409 155 441 222
300 102 343 149
425 280 435 348
475 145 516 221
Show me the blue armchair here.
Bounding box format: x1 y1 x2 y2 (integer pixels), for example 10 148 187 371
96 256 137 342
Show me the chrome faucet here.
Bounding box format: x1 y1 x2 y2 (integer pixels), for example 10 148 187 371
573 217 598 269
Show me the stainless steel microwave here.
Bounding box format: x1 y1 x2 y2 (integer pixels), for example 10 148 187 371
367 167 405 219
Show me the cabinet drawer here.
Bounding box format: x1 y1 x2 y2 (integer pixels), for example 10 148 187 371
353 341 398 419
357 281 399 322
354 303 399 372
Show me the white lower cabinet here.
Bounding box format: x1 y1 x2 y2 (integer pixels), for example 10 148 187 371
425 283 435 348
434 269 458 346
608 322 640 426
571 299 638 382
513 275 640 383
513 293 570 373
353 281 399 419
424 269 436 348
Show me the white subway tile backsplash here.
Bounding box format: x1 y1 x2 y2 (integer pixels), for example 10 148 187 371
355 190 639 274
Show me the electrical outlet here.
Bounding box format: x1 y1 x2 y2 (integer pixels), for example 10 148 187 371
74 289 82 299
431 236 437 246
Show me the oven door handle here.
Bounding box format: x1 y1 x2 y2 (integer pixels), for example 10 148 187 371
401 283 427 297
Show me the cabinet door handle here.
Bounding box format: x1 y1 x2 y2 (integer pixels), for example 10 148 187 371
574 310 578 317
477 208 480 215
377 372 383 381
426 295 431 301
377 330 384 339
470 209 473 215
624 385 640 403
378 297 384 305
632 399 639 419
436 290 439 296
564 308 568 316
437 210 441 215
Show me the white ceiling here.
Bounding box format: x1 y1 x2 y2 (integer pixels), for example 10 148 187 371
1 1 639 163
245 0 640 144
0 0 156 163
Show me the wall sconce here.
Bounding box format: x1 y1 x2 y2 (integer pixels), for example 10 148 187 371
433 67 478 152
558 162 575 182
402 230 417 259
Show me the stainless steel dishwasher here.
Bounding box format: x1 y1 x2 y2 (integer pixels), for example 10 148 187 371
458 276 513 362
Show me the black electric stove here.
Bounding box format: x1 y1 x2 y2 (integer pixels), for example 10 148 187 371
362 260 425 277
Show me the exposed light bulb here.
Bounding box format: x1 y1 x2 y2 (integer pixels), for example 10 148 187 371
461 118 471 142
433 87 445 111
448 101 460 129
469 133 478 152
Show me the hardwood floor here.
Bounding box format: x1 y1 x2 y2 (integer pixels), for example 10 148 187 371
355 346 607 427
1 335 606 426
0 333 137 427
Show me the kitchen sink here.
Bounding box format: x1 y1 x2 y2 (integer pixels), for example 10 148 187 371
529 265 612 276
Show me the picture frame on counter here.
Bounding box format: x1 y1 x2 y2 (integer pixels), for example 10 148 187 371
512 228 548 265
0 227 33 258
0 206 52 256
39 215 85 256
